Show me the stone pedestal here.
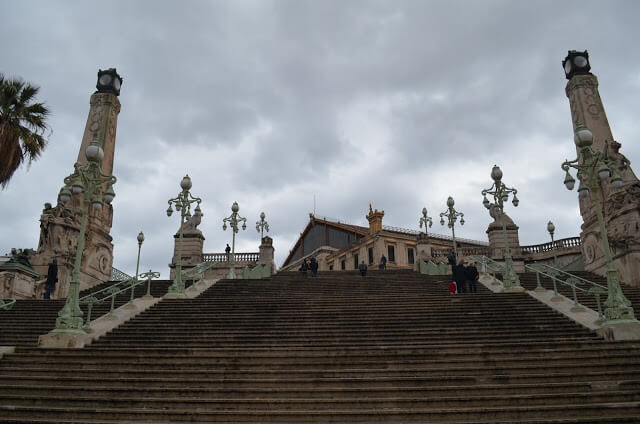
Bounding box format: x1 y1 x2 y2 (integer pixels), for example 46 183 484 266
415 233 432 271
0 250 44 299
486 210 521 261
169 213 205 279
258 236 275 265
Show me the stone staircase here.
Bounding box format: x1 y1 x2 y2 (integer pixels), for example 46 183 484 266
0 279 174 347
0 270 639 422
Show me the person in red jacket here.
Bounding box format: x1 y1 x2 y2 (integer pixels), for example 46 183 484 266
448 281 457 295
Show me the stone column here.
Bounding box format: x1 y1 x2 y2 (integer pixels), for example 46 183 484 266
564 51 640 286
31 81 122 295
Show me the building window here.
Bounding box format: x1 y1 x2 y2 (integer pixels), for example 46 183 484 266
408 247 414 265
329 265 333 271
353 254 359 269
388 245 395 262
341 260 345 270
368 247 374 264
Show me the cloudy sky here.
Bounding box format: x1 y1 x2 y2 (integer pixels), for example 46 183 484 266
1 0 639 277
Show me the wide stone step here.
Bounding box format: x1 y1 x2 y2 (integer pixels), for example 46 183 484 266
6 351 634 368
0 380 605 398
2 390 639 409
1 402 639 422
3 360 639 379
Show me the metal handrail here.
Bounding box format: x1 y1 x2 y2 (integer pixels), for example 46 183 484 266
181 261 217 286
78 272 158 330
470 255 607 323
0 298 16 311
110 266 132 281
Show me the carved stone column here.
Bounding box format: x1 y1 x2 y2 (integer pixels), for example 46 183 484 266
31 87 122 295
564 51 640 286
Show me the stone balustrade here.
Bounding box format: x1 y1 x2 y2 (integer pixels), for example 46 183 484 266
202 252 260 263
520 237 582 255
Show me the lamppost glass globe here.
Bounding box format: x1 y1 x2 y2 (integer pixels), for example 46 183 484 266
137 231 145 244
446 197 454 208
166 206 173 217
180 175 192 191
612 178 623 189
512 196 519 207
574 125 594 148
260 211 266 220
564 172 576 190
103 185 115 204
232 202 239 213
547 221 555 235
85 142 104 162
491 165 503 181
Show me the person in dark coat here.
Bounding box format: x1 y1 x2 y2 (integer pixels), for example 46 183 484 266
453 259 467 294
359 261 368 277
379 255 387 270
447 250 457 267
309 257 319 277
44 258 58 299
465 261 479 293
225 244 231 261
299 259 309 277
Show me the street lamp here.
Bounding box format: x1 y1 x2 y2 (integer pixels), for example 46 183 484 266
439 197 465 260
167 175 202 297
419 207 433 236
481 165 522 291
256 211 270 241
136 231 144 278
561 124 634 322
53 139 116 333
547 221 558 267
125 231 145 309
223 201 247 279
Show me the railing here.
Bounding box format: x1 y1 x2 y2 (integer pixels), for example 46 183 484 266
432 246 491 258
520 237 582 255
110 267 133 281
202 252 260 262
181 261 218 286
469 254 607 323
79 271 159 330
0 298 16 311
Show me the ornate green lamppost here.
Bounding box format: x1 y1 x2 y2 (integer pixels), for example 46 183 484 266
54 139 116 333
481 165 521 291
561 124 634 322
547 221 558 266
256 211 270 241
135 231 145 278
439 197 465 260
223 201 247 279
166 175 202 297
125 231 145 309
419 207 433 236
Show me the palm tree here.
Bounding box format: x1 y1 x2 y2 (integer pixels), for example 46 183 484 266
0 73 50 188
